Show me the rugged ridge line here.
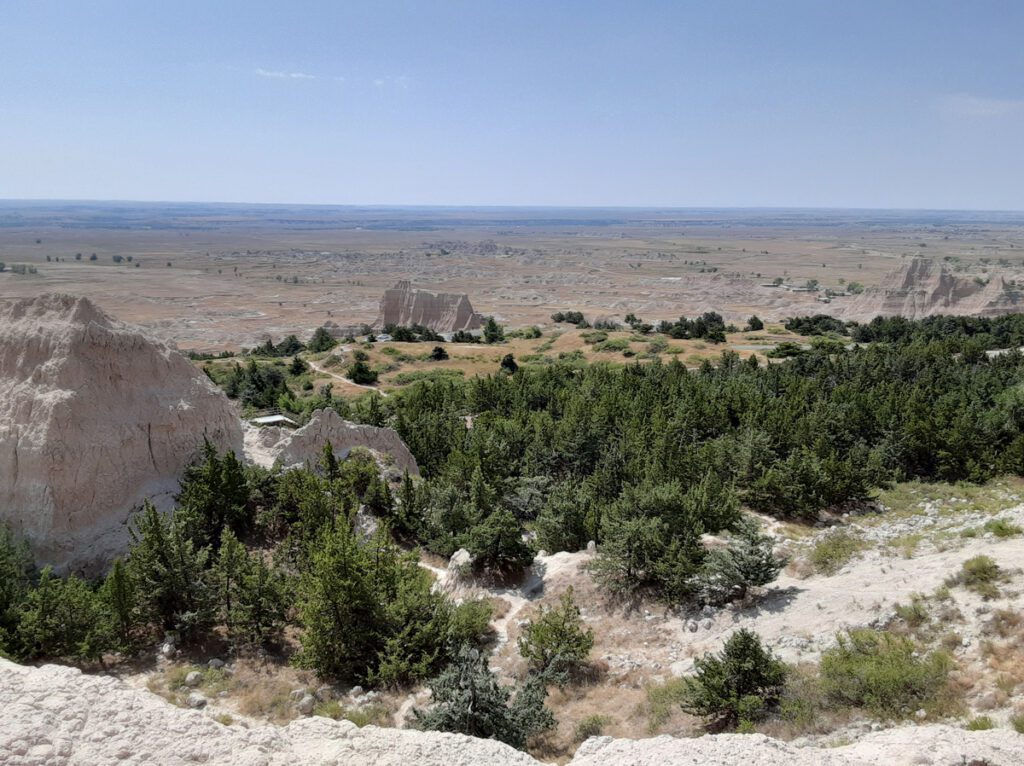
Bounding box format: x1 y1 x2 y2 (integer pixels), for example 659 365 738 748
842 257 1024 321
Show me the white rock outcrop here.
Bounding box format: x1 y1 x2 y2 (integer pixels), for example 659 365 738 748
0 658 535 766
245 408 419 477
3 658 1023 766
375 280 482 332
842 256 1024 321
0 295 242 571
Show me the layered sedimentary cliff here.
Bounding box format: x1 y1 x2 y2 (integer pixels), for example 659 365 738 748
375 281 482 332
3 658 1022 766
843 257 1024 321
245 408 419 477
0 295 242 571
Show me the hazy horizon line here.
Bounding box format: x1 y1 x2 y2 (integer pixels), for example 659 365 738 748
1 197 1023 215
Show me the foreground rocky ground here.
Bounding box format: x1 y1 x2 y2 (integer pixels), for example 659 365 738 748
3 658 1023 766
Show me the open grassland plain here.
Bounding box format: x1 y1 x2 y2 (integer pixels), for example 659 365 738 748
3 203 1024 351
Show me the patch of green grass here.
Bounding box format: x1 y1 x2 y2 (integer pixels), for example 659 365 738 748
809 530 867 575
314 699 388 727
965 715 994 730
391 368 465 386
535 332 562 353
644 677 689 732
984 518 1023 538
873 479 1024 524
1010 712 1024 734
593 338 630 353
894 594 930 629
574 714 612 742
888 533 924 558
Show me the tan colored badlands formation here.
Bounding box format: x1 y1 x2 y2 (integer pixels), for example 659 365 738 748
375 280 483 332
244 408 419 476
843 256 1024 321
0 294 242 572
2 658 1022 766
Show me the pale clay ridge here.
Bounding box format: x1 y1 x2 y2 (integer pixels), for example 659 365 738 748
3 658 1023 766
0 295 243 573
374 280 483 332
244 408 419 477
842 256 1024 321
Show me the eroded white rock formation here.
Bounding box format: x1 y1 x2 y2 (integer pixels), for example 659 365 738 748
3 658 1023 766
245 408 419 477
0 295 242 571
375 281 482 332
843 257 1024 321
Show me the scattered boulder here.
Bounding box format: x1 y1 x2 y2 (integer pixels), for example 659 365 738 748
295 695 316 716
0 295 243 572
186 692 207 709
448 548 473 574
184 671 203 688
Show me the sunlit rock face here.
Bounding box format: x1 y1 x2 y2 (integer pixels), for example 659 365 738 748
375 281 482 332
0 294 242 572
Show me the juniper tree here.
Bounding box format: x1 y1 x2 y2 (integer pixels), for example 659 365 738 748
415 645 555 750
127 501 215 640
296 521 383 679
0 524 32 657
17 568 106 662
101 558 141 651
518 587 594 675
680 628 787 729
307 326 338 353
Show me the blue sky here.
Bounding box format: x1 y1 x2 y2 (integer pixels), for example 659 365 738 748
1 1 1022 209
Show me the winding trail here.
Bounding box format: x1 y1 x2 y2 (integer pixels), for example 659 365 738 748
308 357 388 397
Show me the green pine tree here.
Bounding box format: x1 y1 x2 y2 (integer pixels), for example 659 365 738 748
100 558 141 651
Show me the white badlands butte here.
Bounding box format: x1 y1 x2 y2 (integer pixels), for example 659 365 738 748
0 294 242 573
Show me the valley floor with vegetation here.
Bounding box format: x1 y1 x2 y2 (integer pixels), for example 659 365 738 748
6 311 1024 759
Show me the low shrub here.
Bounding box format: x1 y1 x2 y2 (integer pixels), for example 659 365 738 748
946 555 1004 600
820 629 955 718
645 677 688 732
983 519 1023 538
518 588 594 676
894 594 930 630
809 530 866 575
593 338 630 353
1010 712 1024 734
574 714 611 741
965 715 994 730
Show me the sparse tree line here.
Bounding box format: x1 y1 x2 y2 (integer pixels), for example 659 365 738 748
785 312 1024 351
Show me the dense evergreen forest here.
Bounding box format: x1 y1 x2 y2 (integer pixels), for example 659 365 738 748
386 330 1024 602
